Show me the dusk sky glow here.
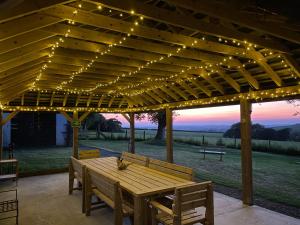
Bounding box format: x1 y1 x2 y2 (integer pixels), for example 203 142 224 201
104 100 300 130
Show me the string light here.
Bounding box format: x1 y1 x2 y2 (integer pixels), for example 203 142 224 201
2 85 300 112
55 9 145 91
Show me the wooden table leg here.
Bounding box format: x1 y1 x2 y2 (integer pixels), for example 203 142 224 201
134 196 143 225
134 196 150 225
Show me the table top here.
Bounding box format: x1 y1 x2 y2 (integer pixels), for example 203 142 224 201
79 157 194 197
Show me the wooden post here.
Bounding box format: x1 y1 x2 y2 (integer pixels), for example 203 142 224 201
166 108 173 163
129 113 135 153
240 99 253 205
72 111 79 159
0 110 3 160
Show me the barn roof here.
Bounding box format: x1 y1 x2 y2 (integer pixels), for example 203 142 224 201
1 0 300 112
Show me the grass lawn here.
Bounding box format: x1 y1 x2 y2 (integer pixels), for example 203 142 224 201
6 139 300 208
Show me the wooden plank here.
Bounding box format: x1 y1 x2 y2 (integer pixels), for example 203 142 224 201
1 111 19 126
166 0 300 44
60 111 73 122
93 0 287 52
79 112 90 122
166 108 173 163
45 5 253 58
240 99 253 205
213 66 240 92
168 85 189 100
189 79 212 97
0 0 74 23
0 13 62 41
97 95 105 107
50 92 55 106
63 93 69 106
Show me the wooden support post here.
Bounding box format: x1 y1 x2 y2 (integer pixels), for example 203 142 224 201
72 111 79 159
240 99 253 205
166 108 173 163
0 110 2 160
129 112 135 153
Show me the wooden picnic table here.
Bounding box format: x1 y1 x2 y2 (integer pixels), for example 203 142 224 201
78 157 194 225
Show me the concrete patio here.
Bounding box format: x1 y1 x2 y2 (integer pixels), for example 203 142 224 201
2 173 299 225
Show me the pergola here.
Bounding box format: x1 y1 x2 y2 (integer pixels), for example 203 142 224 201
0 0 299 207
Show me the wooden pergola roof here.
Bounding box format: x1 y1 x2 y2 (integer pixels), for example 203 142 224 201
1 0 300 112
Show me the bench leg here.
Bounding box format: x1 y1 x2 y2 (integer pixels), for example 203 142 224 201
220 154 223 161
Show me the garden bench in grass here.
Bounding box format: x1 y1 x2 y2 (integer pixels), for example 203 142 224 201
199 148 226 161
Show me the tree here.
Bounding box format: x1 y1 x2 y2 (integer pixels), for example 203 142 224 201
136 111 167 140
223 122 290 141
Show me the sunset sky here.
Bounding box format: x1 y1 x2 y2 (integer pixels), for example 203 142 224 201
104 100 300 130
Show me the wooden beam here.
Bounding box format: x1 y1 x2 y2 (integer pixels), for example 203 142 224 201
197 70 225 94
3 85 300 113
60 111 73 122
108 96 115 108
86 95 92 107
79 112 90 122
166 108 173 163
282 54 300 78
212 66 240 92
21 94 25 106
240 98 253 205
160 87 180 101
189 79 212 97
97 95 105 107
235 61 260 90
63 93 69 106
166 0 300 44
75 94 81 107
121 113 130 123
0 13 62 41
118 97 126 108
50 92 55 106
93 0 288 51
45 5 253 59
36 92 41 106
0 0 74 23
129 112 135 153
248 50 282 86
178 81 199 98
168 85 189 100
1 111 19 126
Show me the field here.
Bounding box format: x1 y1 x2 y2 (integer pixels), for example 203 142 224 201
83 129 300 152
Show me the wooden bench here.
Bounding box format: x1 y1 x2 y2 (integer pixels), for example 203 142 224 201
69 157 86 213
121 152 149 166
79 149 100 159
150 181 214 225
200 148 226 161
85 167 133 225
0 159 19 184
148 158 193 181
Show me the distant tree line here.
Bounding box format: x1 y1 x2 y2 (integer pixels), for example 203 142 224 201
223 123 292 141
83 113 122 133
